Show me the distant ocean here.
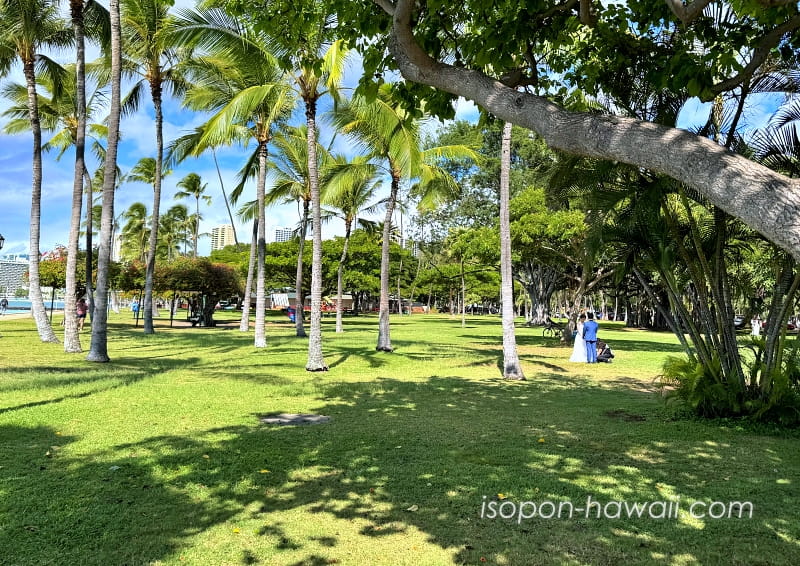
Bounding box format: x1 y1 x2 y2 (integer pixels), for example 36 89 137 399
3 299 65 311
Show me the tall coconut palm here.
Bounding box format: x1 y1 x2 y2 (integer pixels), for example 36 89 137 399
174 172 210 257
324 154 383 333
499 121 524 379
120 0 186 334
62 0 109 351
120 202 150 262
226 0 347 368
265 126 329 339
159 203 189 260
332 84 477 351
3 60 109 351
172 6 294 348
87 0 122 362
292 39 348 370
0 0 72 343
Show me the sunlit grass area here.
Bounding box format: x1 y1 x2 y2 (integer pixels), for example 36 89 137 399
1 312 798 565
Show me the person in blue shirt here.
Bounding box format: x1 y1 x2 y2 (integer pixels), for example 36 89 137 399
582 312 599 363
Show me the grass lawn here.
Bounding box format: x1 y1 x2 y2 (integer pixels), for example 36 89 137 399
0 312 798 565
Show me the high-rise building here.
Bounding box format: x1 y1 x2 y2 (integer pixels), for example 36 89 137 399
274 227 293 243
211 225 236 251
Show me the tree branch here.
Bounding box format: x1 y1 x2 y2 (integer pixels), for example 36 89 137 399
373 0 395 15
383 0 800 262
663 0 715 24
710 14 800 97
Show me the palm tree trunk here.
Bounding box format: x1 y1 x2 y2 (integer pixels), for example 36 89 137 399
64 0 88 353
213 149 238 245
23 58 58 343
88 0 122 362
460 258 466 328
305 101 327 370
84 165 94 322
295 200 309 337
336 221 352 333
254 141 268 348
239 220 257 332
377 173 399 351
499 121 524 379
143 84 164 335
192 197 199 257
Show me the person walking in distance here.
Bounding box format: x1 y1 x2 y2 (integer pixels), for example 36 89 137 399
76 298 89 331
583 312 599 363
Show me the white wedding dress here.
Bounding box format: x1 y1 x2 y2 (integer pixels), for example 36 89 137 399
569 321 587 362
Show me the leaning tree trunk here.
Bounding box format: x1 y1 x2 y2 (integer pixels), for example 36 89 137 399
377 172 400 351
87 0 121 362
143 83 165 335
213 149 238 245
306 99 327 370
64 0 88 353
254 140 269 348
23 57 58 344
336 221 352 333
294 199 310 337
383 1 800 264
239 220 257 332
499 121 524 379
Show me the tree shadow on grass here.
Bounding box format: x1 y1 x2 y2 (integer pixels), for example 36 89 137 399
2 376 798 565
0 356 200 415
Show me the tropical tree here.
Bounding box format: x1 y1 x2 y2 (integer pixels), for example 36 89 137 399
120 0 186 334
158 203 189 261
265 125 329 339
325 0 800 263
173 6 295 348
332 83 477 351
61 0 109 351
1 60 108 350
324 154 382 333
87 0 122 362
498 121 524 379
120 202 150 262
174 172 210 257
0 0 72 343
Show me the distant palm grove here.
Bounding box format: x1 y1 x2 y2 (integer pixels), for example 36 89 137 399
3 0 800 423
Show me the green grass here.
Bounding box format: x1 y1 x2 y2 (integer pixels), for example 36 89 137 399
0 312 798 565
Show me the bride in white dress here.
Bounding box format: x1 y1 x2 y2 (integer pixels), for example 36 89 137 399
569 314 588 362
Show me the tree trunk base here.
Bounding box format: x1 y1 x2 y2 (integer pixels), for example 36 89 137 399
376 346 394 352
306 365 329 372
296 330 307 338
504 374 526 381
86 353 110 362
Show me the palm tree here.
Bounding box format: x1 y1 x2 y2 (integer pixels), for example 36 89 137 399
120 202 150 262
120 0 186 335
332 84 477 351
0 0 72 344
324 154 382 333
266 126 328 339
499 121 524 379
173 6 295 348
174 172 210 257
292 39 348 370
87 0 122 362
62 0 109 351
159 204 189 261
1 61 107 350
